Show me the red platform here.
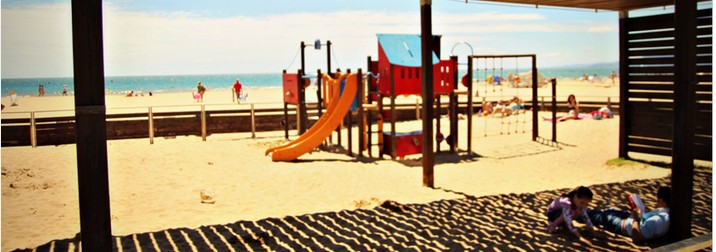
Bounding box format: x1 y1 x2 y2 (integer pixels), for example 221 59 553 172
382 131 423 158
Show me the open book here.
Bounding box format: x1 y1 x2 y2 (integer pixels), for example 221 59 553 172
626 194 646 213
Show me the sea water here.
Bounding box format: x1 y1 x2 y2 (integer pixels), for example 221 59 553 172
1 73 282 97
1 67 616 96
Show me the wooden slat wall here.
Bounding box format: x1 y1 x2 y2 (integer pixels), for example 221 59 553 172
625 9 712 161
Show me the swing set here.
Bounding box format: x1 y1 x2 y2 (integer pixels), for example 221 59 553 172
466 54 544 142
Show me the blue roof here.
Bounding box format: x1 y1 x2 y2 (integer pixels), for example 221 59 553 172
377 34 439 67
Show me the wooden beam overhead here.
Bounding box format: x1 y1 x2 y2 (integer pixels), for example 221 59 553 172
472 0 674 11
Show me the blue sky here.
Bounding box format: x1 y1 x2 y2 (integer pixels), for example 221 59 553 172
1 0 631 78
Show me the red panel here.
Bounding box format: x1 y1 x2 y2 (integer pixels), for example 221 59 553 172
283 73 299 104
434 59 457 95
382 131 423 158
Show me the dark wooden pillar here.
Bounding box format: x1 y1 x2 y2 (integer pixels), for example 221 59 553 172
671 0 697 242
420 0 435 188
618 11 629 158
551 78 557 143
71 0 112 251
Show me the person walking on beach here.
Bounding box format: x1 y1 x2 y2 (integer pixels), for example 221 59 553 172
546 186 603 242
233 79 243 104
38 84 45 97
610 70 618 86
197 81 206 102
62 85 68 96
588 186 671 244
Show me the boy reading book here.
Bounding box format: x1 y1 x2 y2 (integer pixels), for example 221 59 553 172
587 187 671 244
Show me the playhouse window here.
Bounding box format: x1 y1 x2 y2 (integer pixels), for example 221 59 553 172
401 68 405 79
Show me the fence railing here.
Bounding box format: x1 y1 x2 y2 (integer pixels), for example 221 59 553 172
1 97 619 147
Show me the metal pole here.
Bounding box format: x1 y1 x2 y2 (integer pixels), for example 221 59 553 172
420 0 435 188
201 104 206 141
30 112 37 148
148 107 154 144
250 104 256 139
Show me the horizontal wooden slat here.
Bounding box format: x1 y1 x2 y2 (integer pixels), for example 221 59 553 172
628 30 673 41
629 39 673 49
697 27 712 36
629 57 674 65
697 37 712 46
629 48 674 57
628 92 673 99
627 83 674 91
627 12 672 31
697 74 713 83
628 75 674 82
628 145 671 156
697 55 713 64
697 46 712 54
628 137 671 148
628 66 674 74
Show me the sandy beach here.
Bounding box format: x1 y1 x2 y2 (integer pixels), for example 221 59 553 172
1 77 709 251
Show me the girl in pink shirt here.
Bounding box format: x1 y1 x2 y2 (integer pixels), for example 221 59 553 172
546 186 599 240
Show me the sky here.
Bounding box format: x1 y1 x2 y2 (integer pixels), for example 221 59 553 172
0 0 644 78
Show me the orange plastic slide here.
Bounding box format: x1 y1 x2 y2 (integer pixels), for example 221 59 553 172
266 73 358 161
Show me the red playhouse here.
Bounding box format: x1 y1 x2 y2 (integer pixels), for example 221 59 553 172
365 34 473 159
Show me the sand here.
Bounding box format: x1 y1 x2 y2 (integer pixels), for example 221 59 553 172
0 77 705 251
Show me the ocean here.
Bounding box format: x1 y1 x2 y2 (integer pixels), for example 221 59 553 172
1 67 617 96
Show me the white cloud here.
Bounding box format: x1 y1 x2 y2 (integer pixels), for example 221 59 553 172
2 3 618 77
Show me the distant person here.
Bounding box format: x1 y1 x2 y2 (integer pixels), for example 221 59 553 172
546 186 603 241
545 94 580 122
38 84 45 97
9 90 18 106
126 91 134 97
233 79 243 104
197 81 206 102
588 187 671 244
62 85 68 96
610 70 618 86
149 92 153 96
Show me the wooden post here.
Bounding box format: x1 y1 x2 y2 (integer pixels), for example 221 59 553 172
618 11 629 158
532 55 539 142
390 65 397 160
671 0 697 242
148 107 154 144
317 69 323 117
30 112 37 148
297 70 307 135
467 56 474 155
284 102 289 140
450 56 459 153
250 104 256 139
415 98 421 120
551 78 557 143
71 0 112 250
201 105 207 141
607 97 612 110
420 0 435 188
357 68 365 157
436 95 441 153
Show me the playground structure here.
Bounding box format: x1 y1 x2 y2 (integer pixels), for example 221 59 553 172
466 54 542 142
368 34 470 159
267 34 472 161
